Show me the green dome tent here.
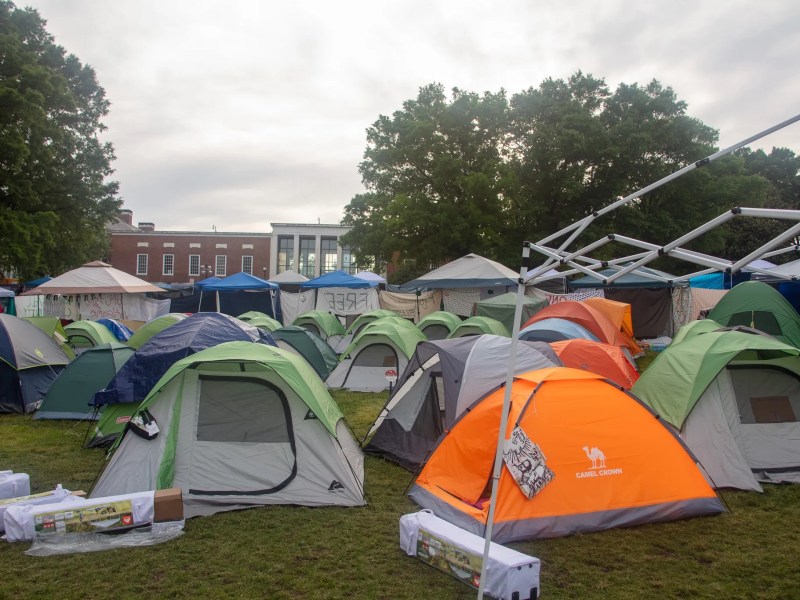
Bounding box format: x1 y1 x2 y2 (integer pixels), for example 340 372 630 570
91 341 365 516
64 320 118 350
23 316 75 359
293 310 346 341
449 316 509 338
416 311 462 340
633 329 800 491
671 319 725 346
327 317 427 392
707 281 800 347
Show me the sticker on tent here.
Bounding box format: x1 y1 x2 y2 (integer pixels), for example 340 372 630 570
385 369 398 383
503 426 554 499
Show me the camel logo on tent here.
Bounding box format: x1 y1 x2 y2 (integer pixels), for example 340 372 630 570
327 480 344 492
576 445 623 479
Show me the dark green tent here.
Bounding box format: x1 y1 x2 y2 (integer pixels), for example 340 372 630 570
707 281 800 347
35 342 135 420
474 292 547 333
271 326 339 380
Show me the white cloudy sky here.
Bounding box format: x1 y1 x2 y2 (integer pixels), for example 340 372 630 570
21 0 800 233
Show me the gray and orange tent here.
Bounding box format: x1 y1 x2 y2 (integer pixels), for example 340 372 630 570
409 368 723 542
550 339 639 389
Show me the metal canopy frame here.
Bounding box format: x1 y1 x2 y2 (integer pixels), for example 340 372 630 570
476 112 800 599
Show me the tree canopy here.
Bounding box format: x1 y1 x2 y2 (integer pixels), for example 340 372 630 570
342 73 795 281
0 0 120 281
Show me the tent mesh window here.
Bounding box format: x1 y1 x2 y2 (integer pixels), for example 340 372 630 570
727 366 800 424
197 377 291 443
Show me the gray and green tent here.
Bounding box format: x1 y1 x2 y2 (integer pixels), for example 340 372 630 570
707 281 800 347
671 319 725 345
35 343 135 420
417 311 462 340
91 341 365 516
474 292 547 333
346 309 398 337
327 317 427 392
449 316 509 338
271 326 339 380
633 329 800 491
127 313 187 350
64 320 118 350
0 314 71 413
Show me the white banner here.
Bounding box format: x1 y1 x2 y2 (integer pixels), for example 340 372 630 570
315 287 380 315
19 293 168 321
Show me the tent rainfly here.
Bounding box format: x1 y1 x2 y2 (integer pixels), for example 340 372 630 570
416 311 463 340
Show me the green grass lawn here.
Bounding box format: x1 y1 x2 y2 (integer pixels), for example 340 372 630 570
1 389 800 599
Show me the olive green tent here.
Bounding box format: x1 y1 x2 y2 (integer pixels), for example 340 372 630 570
293 310 346 341
237 311 282 332
474 292 547 333
23 316 75 359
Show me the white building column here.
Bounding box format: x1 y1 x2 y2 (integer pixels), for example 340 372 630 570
314 236 322 277
293 234 300 274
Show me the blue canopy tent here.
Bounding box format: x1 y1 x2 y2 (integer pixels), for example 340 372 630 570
301 270 378 289
200 272 280 319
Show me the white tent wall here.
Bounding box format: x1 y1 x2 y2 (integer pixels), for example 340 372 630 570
20 293 169 321
92 367 365 515
279 290 316 325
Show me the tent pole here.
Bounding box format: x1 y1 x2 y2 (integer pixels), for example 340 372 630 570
216 291 220 313
477 243 529 600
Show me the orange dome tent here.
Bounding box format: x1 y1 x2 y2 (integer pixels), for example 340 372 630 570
522 301 635 355
409 368 723 542
583 297 643 355
550 339 639 389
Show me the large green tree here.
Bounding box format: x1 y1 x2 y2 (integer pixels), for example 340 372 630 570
0 1 120 281
343 73 776 279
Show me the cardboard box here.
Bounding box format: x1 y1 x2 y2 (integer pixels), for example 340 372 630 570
154 488 183 522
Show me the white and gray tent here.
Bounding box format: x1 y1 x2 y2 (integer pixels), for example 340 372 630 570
91 342 365 516
363 335 561 470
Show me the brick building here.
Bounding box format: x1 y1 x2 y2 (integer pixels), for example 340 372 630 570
108 211 355 285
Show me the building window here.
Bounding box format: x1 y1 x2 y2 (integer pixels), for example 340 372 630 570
189 255 200 277
341 246 355 275
277 236 294 273
163 254 174 276
299 237 316 278
242 255 253 275
216 255 227 277
320 238 338 274
136 254 148 275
